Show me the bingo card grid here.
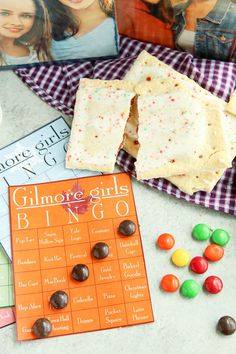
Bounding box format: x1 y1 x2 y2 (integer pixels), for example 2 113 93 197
0 116 100 258
10 174 154 340
0 244 14 308
0 156 100 311
0 115 100 312
0 161 100 258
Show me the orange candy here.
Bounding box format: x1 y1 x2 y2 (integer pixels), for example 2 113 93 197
160 274 180 292
157 233 175 250
204 244 224 262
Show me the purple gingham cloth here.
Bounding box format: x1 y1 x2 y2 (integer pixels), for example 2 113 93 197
15 37 236 215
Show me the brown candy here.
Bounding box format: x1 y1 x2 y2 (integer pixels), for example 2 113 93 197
118 220 136 236
32 318 52 338
50 290 68 309
217 316 236 335
92 242 109 259
72 264 89 281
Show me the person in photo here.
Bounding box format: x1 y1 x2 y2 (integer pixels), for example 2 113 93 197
0 0 52 66
116 0 175 48
45 0 118 60
172 0 236 61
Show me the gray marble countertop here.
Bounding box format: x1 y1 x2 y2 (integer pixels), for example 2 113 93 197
0 71 236 354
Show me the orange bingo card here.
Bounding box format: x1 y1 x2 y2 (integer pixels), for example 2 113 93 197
9 173 154 340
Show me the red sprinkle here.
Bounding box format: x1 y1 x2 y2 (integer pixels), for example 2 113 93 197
134 140 139 145
146 76 152 81
170 159 175 163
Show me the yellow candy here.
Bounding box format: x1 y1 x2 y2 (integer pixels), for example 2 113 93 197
171 248 190 267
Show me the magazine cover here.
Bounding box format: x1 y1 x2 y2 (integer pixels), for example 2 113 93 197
115 0 236 62
0 0 119 69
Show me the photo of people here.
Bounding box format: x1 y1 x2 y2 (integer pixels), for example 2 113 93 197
0 0 52 66
116 0 236 62
115 0 175 48
0 0 119 68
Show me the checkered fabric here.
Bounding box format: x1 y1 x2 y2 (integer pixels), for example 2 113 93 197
15 36 236 215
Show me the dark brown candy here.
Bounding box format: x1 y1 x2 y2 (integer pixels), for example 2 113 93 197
92 242 109 259
118 220 136 236
72 264 89 281
32 318 52 338
50 290 68 309
217 316 236 335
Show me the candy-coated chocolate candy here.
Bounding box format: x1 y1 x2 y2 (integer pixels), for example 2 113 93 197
118 220 136 236
204 276 223 294
192 223 211 241
72 264 89 281
190 256 208 274
50 290 68 309
171 248 190 267
160 274 180 292
211 229 230 247
204 244 224 262
157 233 175 250
92 242 109 259
32 318 52 338
217 316 236 335
180 279 201 298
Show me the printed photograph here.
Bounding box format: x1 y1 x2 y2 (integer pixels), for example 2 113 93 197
116 0 236 62
0 0 119 68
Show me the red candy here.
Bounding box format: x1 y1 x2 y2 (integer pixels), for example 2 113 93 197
204 276 223 294
160 274 180 292
190 256 208 274
157 233 175 250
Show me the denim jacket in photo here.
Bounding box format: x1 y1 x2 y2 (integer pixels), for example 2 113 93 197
173 0 236 62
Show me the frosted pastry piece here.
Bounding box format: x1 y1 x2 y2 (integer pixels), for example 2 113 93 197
167 170 225 195
122 51 235 194
167 109 236 194
134 80 231 180
66 78 135 173
124 50 220 100
122 50 231 158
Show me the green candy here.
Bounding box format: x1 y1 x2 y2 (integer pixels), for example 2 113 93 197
180 279 201 298
211 229 230 246
192 223 211 241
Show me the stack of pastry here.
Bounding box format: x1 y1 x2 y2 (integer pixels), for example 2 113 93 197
66 51 236 195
